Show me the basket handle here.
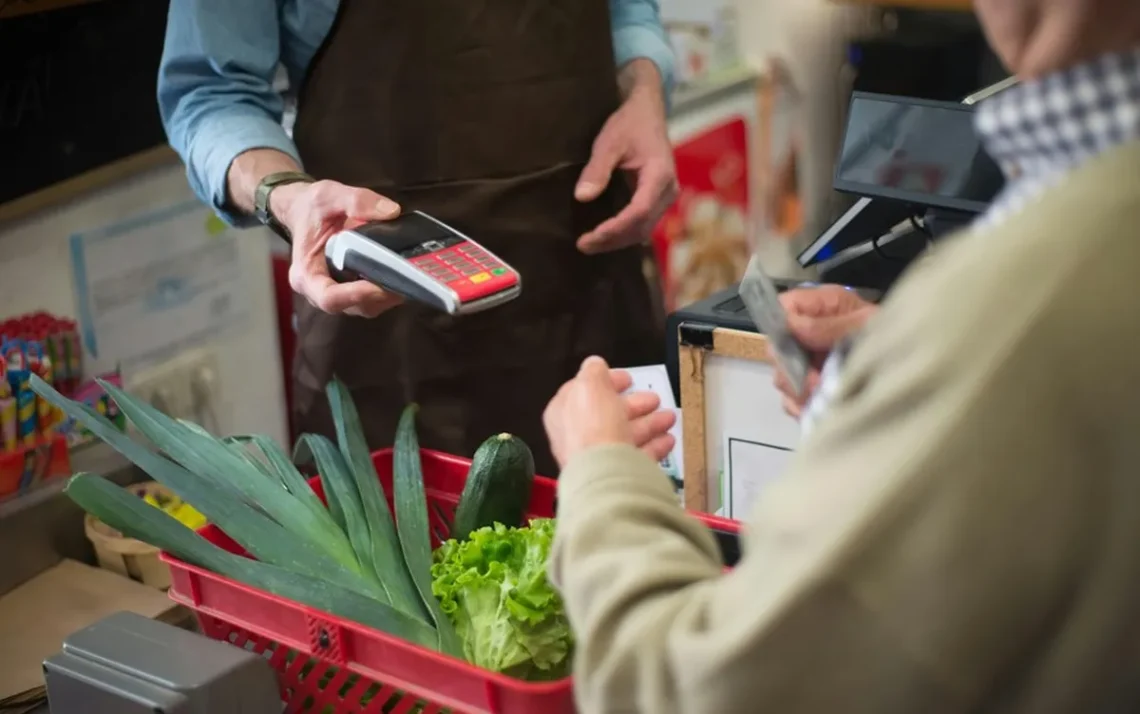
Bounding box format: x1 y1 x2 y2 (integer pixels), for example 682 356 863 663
305 614 347 666
484 680 501 714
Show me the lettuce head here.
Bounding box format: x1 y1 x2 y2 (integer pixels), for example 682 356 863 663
431 518 572 680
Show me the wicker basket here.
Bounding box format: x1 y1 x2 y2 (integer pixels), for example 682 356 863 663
84 481 173 590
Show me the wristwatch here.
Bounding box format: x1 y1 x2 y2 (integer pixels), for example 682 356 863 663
254 171 315 241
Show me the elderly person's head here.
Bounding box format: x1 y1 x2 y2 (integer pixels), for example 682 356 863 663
976 0 1140 77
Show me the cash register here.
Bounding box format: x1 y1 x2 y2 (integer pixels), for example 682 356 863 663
665 80 1014 403
799 80 1012 289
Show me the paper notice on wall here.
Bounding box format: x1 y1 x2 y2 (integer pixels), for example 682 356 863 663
658 0 742 86
0 251 60 318
70 200 248 375
721 435 792 520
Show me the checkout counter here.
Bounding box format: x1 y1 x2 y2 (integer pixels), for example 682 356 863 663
664 83 1009 519
24 83 1017 714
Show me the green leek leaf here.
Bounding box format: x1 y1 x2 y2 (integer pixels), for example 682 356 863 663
98 379 359 574
327 378 422 615
294 433 403 610
394 404 463 656
237 433 338 530
65 473 438 650
28 376 375 596
294 435 348 533
221 435 279 484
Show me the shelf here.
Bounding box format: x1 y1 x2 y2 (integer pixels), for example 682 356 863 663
0 442 130 521
673 66 763 116
0 145 177 228
0 440 138 595
0 0 103 19
831 0 972 9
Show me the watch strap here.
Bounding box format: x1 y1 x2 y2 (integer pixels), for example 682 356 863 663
254 171 315 241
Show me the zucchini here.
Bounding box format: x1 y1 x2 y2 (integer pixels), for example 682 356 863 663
393 405 464 655
451 433 536 541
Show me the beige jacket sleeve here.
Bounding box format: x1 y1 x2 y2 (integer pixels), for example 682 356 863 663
548 212 1117 713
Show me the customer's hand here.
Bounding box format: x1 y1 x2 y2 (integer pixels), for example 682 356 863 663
575 61 678 255
775 285 878 418
274 179 405 318
544 356 677 469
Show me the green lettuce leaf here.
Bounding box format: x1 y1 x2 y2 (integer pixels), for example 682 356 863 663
431 518 572 680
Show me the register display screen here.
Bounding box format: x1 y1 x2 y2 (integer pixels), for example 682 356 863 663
834 92 1005 213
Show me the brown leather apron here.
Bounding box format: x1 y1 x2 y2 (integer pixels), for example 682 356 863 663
290 0 665 475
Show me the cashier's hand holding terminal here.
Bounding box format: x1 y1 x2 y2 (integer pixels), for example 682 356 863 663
774 285 878 418
544 357 677 469
269 178 406 318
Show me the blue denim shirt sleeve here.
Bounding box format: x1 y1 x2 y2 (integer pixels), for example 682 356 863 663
610 0 676 98
157 0 301 226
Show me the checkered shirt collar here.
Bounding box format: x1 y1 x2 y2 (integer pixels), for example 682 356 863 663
976 47 1140 186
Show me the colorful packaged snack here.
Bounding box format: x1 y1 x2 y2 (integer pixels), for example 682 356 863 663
0 361 14 452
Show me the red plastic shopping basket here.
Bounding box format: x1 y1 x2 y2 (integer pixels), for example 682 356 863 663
162 448 740 714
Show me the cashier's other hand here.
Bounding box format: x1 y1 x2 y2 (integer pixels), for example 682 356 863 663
544 356 676 469
574 63 677 255
277 179 405 318
775 285 878 418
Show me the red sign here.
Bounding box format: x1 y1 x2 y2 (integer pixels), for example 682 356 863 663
654 116 750 311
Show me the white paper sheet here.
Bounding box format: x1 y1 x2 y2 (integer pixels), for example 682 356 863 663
721 435 793 520
622 364 684 495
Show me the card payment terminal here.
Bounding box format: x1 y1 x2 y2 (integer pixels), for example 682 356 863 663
325 211 522 315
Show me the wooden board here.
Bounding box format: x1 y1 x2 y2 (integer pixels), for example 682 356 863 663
0 0 171 211
0 0 103 19
831 0 971 9
0 146 176 228
681 327 800 515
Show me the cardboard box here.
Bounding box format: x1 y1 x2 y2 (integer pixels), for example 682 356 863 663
0 559 187 705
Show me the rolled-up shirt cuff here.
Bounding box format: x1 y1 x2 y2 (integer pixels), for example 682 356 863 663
612 24 676 105
186 110 303 228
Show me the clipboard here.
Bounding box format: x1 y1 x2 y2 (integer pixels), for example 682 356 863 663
676 320 800 516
